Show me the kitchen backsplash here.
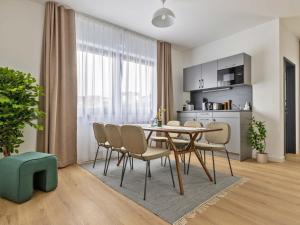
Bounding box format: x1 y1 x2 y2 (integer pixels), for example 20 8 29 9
190 85 252 110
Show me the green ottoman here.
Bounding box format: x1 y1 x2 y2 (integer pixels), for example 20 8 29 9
0 152 58 203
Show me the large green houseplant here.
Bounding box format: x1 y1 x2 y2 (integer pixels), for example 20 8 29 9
0 67 44 157
248 117 267 163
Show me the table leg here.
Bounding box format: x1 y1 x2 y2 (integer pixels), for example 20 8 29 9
187 132 213 182
166 132 184 195
194 149 213 182
146 130 153 144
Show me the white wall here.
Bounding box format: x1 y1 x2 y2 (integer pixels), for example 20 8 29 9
279 21 300 154
180 20 286 161
0 0 44 153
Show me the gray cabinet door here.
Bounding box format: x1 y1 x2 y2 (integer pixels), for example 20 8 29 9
214 117 240 154
177 112 197 125
183 65 202 91
202 60 217 89
217 53 244 70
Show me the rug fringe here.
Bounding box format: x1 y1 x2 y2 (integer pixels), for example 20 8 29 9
173 177 249 225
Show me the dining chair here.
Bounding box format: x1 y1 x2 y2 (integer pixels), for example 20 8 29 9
92 123 111 173
104 124 133 175
120 125 175 200
194 122 233 184
150 120 180 166
172 121 203 174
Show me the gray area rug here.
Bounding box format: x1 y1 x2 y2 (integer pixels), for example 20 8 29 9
81 157 242 224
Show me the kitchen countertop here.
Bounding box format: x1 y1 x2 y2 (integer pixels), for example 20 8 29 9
177 110 252 113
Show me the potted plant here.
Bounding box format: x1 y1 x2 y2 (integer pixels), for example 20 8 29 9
0 67 44 157
248 117 267 163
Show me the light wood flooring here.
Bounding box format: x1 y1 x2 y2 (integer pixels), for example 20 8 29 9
1 155 300 225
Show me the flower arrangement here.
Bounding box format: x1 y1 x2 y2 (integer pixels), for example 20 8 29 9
157 107 166 127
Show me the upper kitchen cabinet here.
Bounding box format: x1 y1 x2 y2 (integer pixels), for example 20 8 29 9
201 60 218 89
183 64 202 91
183 53 251 91
217 53 251 86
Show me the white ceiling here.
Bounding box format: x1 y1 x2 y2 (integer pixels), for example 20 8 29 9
33 0 300 49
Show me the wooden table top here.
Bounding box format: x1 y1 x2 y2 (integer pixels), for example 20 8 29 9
141 124 222 134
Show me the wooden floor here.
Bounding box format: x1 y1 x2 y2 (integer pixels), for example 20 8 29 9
1 155 300 225
286 153 300 162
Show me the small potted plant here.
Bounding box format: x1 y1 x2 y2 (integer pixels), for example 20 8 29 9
0 67 44 157
248 117 267 163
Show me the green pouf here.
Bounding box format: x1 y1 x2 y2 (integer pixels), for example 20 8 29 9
0 152 58 203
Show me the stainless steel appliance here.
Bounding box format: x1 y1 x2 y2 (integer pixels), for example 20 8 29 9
213 103 223 110
185 104 194 111
217 65 244 87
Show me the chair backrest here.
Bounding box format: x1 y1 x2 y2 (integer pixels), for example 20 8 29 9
167 120 180 138
205 122 231 144
182 120 203 141
93 123 106 144
121 125 148 154
105 124 123 148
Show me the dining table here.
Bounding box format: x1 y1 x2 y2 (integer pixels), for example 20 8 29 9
141 124 222 195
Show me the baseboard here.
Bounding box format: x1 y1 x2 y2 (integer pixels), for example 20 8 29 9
268 156 285 162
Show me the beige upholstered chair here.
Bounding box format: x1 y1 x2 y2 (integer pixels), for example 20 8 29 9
150 120 180 166
92 123 111 170
120 125 175 200
172 121 203 174
104 124 133 175
195 122 233 184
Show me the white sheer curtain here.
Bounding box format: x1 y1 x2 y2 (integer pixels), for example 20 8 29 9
76 14 157 163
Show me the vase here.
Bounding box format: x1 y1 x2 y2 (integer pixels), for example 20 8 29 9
257 153 268 163
157 120 162 127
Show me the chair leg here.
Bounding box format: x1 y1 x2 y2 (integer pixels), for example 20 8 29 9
168 156 175 188
187 152 191 175
144 161 150 200
120 154 128 187
129 155 133 170
211 151 216 184
183 154 186 174
103 148 109 175
131 157 134 170
164 157 167 167
93 145 100 168
148 160 152 178
117 152 120 161
225 149 233 176
204 150 206 165
104 148 113 176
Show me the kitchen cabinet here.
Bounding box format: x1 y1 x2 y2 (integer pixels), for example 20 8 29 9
201 60 218 89
177 111 252 161
217 53 244 70
183 65 201 91
183 53 251 91
213 114 240 154
217 53 251 85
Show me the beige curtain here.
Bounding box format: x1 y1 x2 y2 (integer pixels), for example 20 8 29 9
157 41 174 123
37 2 77 168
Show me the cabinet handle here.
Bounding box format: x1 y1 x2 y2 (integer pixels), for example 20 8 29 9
199 80 201 89
202 79 204 88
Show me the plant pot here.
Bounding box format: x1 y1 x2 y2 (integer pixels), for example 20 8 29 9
2 148 11 157
257 153 268 163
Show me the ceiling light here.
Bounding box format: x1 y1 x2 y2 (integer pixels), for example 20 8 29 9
152 0 175 28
